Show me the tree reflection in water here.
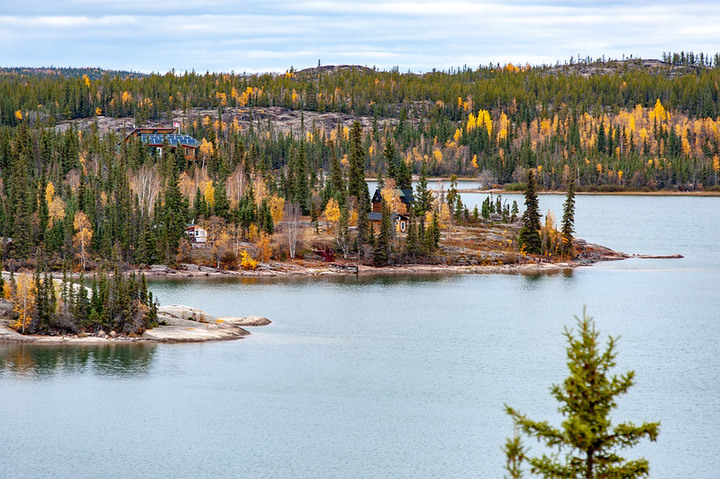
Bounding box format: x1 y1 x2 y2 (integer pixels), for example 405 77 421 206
0 343 156 378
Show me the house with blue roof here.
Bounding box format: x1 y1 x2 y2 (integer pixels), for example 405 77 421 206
120 126 200 160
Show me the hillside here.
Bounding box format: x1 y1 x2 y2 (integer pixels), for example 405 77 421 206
0 66 145 80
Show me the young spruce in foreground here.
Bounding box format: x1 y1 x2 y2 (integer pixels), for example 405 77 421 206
504 308 660 478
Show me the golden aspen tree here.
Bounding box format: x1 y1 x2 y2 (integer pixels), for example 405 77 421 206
12 274 35 334
202 180 215 208
324 198 341 232
256 232 273 263
269 194 286 225
73 212 93 271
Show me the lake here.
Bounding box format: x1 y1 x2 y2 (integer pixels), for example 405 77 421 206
1 193 719 478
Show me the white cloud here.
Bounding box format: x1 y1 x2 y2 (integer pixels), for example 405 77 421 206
2 2 720 72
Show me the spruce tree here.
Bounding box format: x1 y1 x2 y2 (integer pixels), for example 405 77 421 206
505 309 660 478
414 161 433 217
213 179 230 219
356 190 370 259
329 150 345 198
373 200 391 266
518 169 542 254
561 176 576 257
405 212 419 260
347 121 369 205
292 143 310 214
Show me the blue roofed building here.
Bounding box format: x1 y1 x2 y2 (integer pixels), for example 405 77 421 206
120 126 200 160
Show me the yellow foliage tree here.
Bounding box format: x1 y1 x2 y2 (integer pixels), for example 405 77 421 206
381 179 405 214
256 232 273 263
11 274 36 334
269 194 285 225
324 198 341 231
73 211 93 271
240 250 258 270
202 180 215 208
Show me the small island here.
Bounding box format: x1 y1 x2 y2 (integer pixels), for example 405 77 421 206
0 269 270 344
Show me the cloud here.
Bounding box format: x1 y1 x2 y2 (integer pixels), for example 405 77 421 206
2 1 720 73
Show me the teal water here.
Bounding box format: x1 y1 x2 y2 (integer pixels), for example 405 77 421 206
1 195 719 478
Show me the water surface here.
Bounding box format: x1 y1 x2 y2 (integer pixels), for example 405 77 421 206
1 195 719 478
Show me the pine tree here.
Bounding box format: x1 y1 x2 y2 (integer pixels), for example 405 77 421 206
561 176 576 257
505 309 660 478
518 169 541 254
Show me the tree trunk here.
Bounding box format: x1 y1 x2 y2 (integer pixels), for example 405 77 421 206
586 449 594 479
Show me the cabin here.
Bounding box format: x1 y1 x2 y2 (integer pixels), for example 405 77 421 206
120 126 200 160
185 225 207 245
369 187 414 233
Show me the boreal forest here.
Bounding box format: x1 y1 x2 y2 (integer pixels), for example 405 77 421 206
1 52 719 271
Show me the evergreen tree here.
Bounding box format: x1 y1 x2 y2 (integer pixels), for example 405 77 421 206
292 143 310 214
597 118 607 155
373 200 391 266
329 150 345 199
356 189 370 259
405 212 420 260
213 179 230 219
347 121 369 205
561 176 576 257
193 188 205 221
505 309 660 478
414 161 433 217
518 169 542 254
161 167 188 263
511 200 519 222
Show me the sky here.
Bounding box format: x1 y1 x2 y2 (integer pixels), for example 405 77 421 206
2 0 720 74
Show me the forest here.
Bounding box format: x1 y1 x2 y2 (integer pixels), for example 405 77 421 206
1 52 719 275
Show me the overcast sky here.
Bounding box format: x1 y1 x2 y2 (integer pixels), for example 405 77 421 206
2 0 720 74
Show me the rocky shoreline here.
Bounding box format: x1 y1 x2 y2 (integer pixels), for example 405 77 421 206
0 304 271 345
134 240 633 279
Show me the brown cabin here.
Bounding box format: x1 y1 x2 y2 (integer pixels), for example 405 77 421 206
369 187 414 233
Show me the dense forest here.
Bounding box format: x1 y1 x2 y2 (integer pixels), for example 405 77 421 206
1 52 719 273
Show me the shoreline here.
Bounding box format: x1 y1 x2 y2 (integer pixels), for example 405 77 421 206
0 241 683 345
368 177 720 196
456 188 720 197
133 239 632 279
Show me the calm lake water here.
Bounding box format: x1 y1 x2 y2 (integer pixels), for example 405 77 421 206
1 194 719 478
